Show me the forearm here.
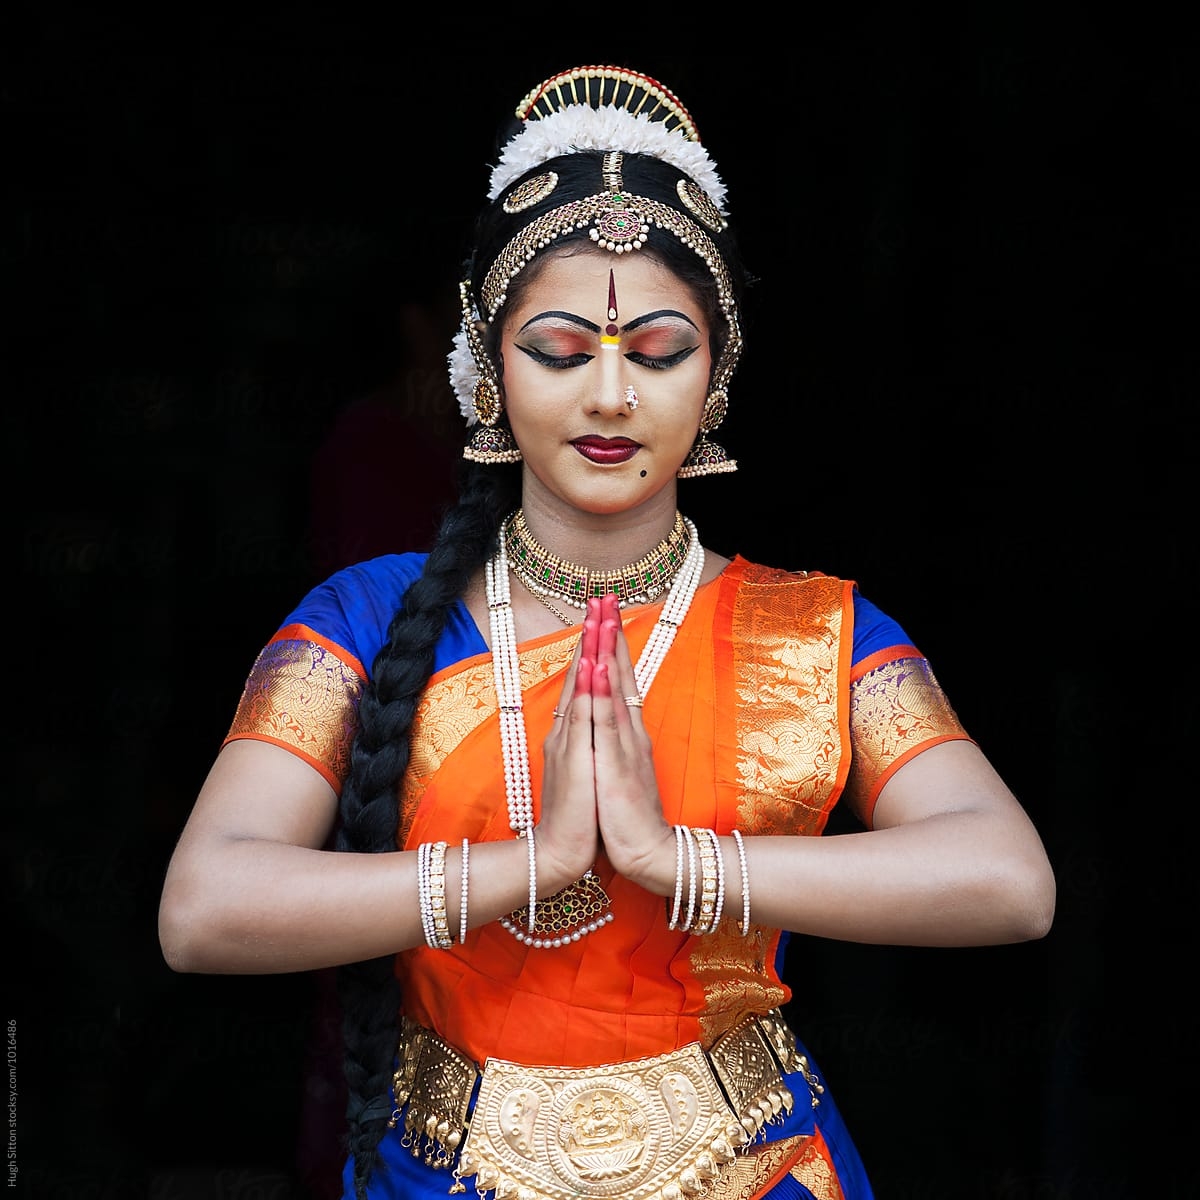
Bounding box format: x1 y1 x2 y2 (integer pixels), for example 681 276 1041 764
740 813 1054 946
158 833 574 974
631 812 1055 948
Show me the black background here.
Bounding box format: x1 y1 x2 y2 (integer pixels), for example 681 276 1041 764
11 7 1195 1199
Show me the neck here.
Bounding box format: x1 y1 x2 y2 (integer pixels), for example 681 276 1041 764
514 491 683 570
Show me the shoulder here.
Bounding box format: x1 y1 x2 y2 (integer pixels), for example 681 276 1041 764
722 556 916 666
724 554 852 594
289 552 430 616
276 553 431 658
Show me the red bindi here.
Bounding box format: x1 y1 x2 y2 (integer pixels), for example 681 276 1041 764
605 268 618 336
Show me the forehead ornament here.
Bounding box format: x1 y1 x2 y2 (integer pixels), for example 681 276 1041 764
502 171 559 214
589 151 649 254
676 178 727 233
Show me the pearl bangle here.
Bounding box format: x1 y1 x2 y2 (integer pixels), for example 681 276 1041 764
668 824 686 930
681 824 699 932
417 841 435 948
731 828 750 936
459 838 470 944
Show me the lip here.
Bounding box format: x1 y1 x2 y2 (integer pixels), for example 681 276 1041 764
570 436 641 465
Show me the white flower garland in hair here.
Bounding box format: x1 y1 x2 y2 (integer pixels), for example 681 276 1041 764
448 326 479 423
488 107 728 208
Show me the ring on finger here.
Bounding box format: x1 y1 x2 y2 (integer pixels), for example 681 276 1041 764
623 694 644 708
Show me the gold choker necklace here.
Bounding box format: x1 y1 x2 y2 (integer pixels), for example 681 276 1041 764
504 509 692 609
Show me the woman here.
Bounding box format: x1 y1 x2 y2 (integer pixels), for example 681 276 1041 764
158 64 1056 1200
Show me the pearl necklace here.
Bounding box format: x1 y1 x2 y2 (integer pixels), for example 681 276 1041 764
486 515 705 946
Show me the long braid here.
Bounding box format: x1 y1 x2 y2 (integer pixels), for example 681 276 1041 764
335 461 518 1199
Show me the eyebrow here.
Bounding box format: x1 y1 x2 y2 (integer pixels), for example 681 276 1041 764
622 309 699 333
517 310 599 333
516 308 699 334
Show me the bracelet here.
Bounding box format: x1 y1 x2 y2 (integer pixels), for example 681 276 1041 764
690 829 720 935
668 824 686 930
731 828 750 935
459 838 470 945
417 841 435 947
428 840 453 950
681 824 699 932
710 829 726 931
418 841 448 949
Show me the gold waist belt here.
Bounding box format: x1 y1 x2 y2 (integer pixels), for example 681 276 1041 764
389 1008 823 1200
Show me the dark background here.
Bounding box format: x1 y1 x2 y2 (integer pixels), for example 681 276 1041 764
11 7 1195 1199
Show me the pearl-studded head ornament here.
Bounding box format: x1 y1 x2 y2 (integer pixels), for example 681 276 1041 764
448 65 742 440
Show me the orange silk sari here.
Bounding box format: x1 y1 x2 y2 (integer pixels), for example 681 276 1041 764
394 559 854 1070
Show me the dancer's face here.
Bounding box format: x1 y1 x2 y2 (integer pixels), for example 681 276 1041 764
499 247 711 516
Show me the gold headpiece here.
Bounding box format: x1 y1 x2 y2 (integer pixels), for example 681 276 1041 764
450 65 741 475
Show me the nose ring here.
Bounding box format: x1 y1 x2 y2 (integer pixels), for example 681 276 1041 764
625 386 639 410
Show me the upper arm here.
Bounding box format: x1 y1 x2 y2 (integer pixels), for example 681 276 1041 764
870 737 1027 829
167 739 340 864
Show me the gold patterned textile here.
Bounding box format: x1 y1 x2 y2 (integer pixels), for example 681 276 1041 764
705 1135 809 1199
222 624 363 790
788 1132 846 1200
728 570 849 837
398 631 576 838
843 654 970 825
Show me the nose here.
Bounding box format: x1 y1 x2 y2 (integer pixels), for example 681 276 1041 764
589 347 633 417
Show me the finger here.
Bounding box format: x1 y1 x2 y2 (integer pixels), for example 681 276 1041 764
599 595 642 720
593 657 612 701
574 600 602 699
549 598 600 727
550 627 586 725
575 653 594 695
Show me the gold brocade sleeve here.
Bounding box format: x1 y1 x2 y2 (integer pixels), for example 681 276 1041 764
843 655 971 827
223 634 364 791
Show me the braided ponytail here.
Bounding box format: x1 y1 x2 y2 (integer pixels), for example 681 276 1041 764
335 462 518 1198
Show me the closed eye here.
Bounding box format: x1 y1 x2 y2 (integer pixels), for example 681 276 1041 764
514 344 594 369
625 345 700 370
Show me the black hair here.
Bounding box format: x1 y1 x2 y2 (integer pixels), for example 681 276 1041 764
334 140 749 1200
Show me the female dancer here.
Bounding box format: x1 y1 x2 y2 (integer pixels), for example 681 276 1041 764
159 64 1055 1200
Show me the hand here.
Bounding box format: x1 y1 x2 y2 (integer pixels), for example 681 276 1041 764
584 595 675 890
534 601 603 886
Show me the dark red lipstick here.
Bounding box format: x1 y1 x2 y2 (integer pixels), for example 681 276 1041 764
571 436 640 464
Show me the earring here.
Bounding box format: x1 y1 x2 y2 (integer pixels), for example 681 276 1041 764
463 377 522 464
677 388 736 477
625 386 639 410
458 292 522 464
464 421 522 464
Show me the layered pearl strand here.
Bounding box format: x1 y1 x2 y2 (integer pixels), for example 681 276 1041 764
485 549 539 932
485 514 705 946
